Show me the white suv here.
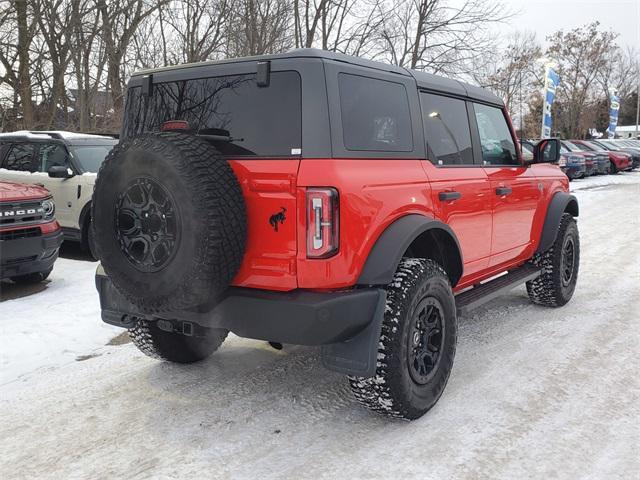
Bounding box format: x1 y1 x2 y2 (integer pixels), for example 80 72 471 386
0 131 117 257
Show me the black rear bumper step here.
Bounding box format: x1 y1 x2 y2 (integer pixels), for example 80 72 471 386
455 264 541 316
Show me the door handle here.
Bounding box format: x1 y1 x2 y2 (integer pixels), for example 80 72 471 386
438 191 461 201
495 187 512 196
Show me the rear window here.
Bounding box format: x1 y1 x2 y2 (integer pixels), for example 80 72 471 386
338 73 413 152
123 71 301 157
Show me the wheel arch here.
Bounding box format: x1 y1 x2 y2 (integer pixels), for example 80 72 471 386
357 214 463 288
79 200 92 243
536 192 579 254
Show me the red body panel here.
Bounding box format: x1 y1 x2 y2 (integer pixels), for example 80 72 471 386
228 159 300 291
227 156 568 293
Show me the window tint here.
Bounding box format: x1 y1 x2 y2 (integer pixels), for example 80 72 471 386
521 141 535 161
3 143 35 171
123 71 301 157
338 73 412 152
473 103 518 166
71 145 113 173
37 144 69 172
420 93 473 165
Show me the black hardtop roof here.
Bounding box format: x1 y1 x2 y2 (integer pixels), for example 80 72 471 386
132 48 503 107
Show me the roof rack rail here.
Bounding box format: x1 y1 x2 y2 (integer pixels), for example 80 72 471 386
85 132 119 139
28 131 64 139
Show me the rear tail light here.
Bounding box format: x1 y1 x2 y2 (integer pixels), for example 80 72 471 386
306 188 339 258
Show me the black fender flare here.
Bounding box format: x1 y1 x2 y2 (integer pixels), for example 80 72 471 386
536 192 579 254
357 214 463 287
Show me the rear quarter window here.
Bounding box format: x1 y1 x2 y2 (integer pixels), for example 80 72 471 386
338 73 413 152
123 71 301 157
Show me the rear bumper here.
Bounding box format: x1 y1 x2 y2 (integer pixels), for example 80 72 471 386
95 269 386 376
0 229 63 279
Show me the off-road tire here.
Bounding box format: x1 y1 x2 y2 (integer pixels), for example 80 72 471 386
527 213 579 307
10 267 52 284
128 318 228 363
348 258 457 420
92 132 246 313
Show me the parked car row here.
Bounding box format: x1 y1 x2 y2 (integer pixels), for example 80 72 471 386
520 138 639 180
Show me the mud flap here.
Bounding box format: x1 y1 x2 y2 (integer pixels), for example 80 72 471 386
320 290 387 377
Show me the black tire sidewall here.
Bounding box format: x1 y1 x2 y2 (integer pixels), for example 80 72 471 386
92 133 246 312
554 217 580 304
387 268 457 418
95 146 197 298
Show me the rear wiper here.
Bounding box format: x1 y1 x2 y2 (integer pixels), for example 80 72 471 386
196 128 244 143
197 133 244 143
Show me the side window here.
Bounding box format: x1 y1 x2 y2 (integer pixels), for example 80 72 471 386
420 93 473 165
521 142 535 161
473 103 518 166
338 73 413 152
36 144 69 172
3 143 36 172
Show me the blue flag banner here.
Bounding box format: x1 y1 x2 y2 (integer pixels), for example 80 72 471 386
607 93 621 138
541 67 560 139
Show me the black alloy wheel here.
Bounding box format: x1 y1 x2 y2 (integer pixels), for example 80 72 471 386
115 177 179 273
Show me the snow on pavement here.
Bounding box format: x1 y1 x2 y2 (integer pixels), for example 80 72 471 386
0 257 121 385
0 172 639 479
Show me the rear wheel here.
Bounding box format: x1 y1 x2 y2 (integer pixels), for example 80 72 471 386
527 213 579 307
10 268 52 284
348 258 457 420
128 318 228 363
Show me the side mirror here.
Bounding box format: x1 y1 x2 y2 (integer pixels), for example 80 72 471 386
532 138 561 164
48 165 74 178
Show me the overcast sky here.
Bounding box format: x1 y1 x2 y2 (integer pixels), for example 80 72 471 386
496 0 639 49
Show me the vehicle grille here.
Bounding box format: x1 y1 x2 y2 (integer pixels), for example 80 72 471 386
0 200 45 226
0 227 41 241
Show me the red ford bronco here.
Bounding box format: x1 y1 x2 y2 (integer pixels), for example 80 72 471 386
1 181 62 283
93 49 579 419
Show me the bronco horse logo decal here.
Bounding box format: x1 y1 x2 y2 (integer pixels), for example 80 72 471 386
269 207 287 232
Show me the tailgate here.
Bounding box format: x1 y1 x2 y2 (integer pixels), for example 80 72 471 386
228 159 300 291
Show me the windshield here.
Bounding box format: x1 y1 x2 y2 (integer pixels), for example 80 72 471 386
71 144 115 172
591 141 613 151
580 142 604 152
563 141 585 152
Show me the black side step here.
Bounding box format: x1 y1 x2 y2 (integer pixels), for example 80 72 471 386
455 264 541 316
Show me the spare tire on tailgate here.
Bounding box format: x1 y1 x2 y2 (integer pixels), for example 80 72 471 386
92 132 246 313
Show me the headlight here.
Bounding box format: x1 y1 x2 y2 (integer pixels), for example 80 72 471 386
42 199 55 219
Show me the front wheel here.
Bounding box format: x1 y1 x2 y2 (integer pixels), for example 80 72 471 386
128 318 228 363
527 213 579 307
348 258 457 420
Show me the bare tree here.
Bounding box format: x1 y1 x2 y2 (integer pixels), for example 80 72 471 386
97 0 165 119
227 0 292 57
546 22 618 138
376 0 511 75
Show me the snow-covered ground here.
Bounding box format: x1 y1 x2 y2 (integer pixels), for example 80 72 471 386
1 172 639 479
